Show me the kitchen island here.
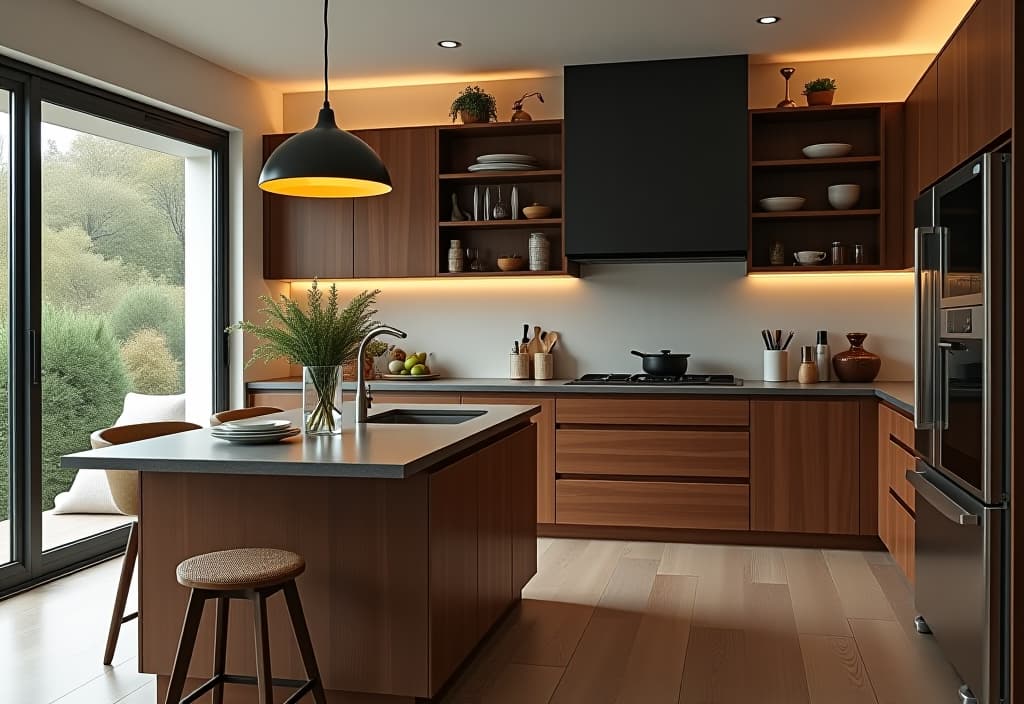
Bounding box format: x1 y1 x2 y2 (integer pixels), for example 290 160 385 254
62 403 540 703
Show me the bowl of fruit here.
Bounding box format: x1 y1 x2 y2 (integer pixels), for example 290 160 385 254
383 349 439 380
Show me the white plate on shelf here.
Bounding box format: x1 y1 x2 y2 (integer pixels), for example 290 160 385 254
759 196 806 212
476 153 538 164
801 143 853 158
467 163 539 172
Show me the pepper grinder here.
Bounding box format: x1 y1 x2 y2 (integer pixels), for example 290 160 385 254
798 345 819 384
815 330 831 381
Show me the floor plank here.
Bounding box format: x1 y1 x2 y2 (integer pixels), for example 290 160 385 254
548 558 660 704
614 575 697 704
678 627 748 704
688 545 753 630
460 663 564 704
623 541 666 561
800 635 877 704
742 582 810 703
751 547 788 584
823 550 896 621
868 563 919 641
849 618 963 704
783 548 854 637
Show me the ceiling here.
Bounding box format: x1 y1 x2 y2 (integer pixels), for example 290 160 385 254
75 0 974 92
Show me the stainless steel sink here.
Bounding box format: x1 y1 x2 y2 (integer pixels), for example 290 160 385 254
366 409 486 425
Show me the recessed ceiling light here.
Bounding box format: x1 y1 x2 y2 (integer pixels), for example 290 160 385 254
438 40 462 48
756 16 781 24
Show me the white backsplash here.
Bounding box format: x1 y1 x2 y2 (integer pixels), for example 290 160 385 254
290 262 914 382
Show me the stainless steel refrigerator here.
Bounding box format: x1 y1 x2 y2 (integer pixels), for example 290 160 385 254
912 151 1010 704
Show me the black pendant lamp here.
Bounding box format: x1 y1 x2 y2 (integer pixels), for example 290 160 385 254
259 0 392 198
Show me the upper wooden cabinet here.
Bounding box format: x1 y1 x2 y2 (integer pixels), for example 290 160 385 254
262 127 437 280
352 127 437 278
905 63 939 197
934 0 1012 180
262 134 354 279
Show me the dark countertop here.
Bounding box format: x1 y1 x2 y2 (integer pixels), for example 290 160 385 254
247 376 915 416
61 403 539 479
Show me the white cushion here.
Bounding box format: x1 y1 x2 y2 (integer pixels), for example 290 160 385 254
52 393 186 515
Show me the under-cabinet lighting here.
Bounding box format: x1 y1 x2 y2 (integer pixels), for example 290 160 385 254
747 271 914 280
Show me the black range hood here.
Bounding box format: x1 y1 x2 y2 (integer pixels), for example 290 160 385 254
564 55 748 262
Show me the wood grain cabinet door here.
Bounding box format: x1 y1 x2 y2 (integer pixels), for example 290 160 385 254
905 63 939 197
750 399 861 535
936 31 966 180
353 127 437 278
962 0 1013 156
262 134 355 279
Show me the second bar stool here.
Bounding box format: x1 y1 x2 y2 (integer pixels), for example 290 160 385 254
164 547 326 704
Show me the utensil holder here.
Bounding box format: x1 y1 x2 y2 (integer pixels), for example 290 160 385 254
509 353 530 380
763 350 789 382
533 353 553 380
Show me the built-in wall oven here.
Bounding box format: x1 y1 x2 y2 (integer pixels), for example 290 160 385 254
912 152 1010 704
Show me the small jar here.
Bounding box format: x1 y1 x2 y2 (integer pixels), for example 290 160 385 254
528 233 550 271
831 241 845 265
798 345 819 384
448 239 464 273
853 244 865 264
769 241 785 266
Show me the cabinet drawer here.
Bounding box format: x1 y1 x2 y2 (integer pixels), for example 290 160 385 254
555 479 749 531
881 404 915 447
372 392 461 405
886 440 917 512
556 397 749 426
556 429 749 478
247 391 301 410
879 489 915 583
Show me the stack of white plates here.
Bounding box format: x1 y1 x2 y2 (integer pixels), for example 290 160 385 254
211 418 300 444
468 153 539 172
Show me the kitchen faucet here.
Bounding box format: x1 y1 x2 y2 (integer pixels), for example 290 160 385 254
356 325 407 422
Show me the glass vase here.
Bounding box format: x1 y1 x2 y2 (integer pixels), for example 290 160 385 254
303 365 343 435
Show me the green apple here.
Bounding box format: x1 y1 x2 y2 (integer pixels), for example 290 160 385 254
400 369 410 375
388 360 405 374
411 364 427 376
404 356 418 371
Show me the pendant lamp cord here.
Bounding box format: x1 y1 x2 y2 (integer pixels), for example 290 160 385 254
322 0 330 108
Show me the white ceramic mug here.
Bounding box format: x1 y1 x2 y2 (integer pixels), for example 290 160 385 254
763 350 789 382
794 251 826 265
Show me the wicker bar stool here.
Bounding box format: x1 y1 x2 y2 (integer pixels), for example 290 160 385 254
164 548 326 704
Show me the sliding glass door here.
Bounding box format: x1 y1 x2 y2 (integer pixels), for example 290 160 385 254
0 86 12 569
0 58 228 595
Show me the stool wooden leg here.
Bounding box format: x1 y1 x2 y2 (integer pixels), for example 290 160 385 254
103 520 138 665
165 589 207 704
252 591 274 704
211 597 230 704
283 580 327 704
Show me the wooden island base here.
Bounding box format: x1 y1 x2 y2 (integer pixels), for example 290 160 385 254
138 424 537 702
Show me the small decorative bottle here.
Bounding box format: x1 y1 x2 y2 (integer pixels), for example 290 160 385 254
815 330 831 382
511 185 520 220
798 345 819 384
528 233 550 271
448 239 464 273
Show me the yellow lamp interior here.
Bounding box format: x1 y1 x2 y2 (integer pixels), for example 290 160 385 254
260 176 393 198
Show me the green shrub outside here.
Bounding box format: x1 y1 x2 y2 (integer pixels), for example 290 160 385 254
110 284 185 361
121 329 182 395
0 306 130 520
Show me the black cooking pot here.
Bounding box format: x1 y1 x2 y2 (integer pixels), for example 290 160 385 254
630 349 690 376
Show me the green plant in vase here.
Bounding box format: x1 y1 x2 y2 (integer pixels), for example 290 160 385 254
231 281 382 434
449 85 498 123
803 77 838 106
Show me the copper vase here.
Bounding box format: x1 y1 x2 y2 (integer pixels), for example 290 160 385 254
832 333 881 382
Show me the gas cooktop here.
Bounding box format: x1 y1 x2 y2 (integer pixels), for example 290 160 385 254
565 373 742 386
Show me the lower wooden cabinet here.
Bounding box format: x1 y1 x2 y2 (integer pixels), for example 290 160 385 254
556 478 749 531
247 390 301 410
750 399 861 535
878 403 918 582
556 428 749 478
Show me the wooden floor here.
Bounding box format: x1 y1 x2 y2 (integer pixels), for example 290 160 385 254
0 510 132 560
0 539 965 704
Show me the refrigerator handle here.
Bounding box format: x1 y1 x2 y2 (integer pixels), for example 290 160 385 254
914 226 935 430
907 464 979 525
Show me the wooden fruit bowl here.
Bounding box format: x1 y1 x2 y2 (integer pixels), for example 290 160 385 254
497 256 525 271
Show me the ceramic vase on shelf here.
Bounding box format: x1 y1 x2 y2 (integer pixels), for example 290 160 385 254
832 332 881 382
303 365 343 435
448 239 464 273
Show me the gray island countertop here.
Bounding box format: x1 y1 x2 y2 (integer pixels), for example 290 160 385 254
61 403 539 479
248 377 915 415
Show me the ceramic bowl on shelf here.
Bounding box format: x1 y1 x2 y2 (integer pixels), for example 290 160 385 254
496 256 525 271
794 250 827 265
802 142 853 158
759 196 806 212
827 184 861 210
522 203 553 219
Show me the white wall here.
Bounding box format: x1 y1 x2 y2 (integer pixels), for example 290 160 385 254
0 0 287 406
283 55 927 381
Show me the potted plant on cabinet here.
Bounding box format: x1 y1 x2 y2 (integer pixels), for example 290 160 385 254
803 77 838 106
230 281 382 435
450 85 498 124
